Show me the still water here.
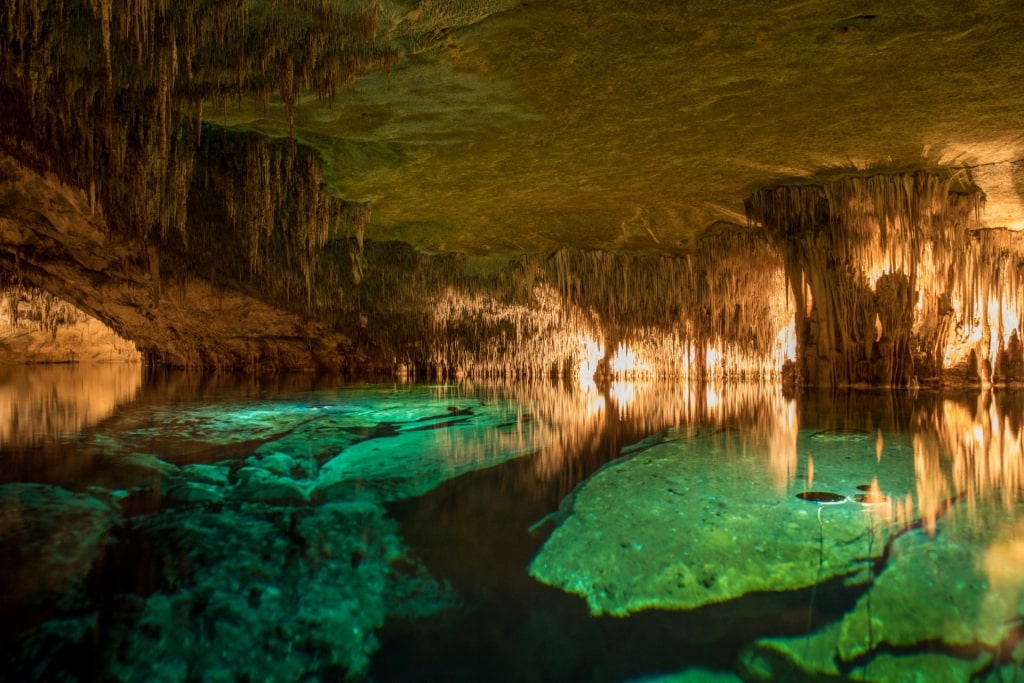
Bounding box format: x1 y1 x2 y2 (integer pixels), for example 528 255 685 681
1 364 1022 682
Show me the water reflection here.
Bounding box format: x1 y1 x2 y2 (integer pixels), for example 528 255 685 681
2 370 1021 537
0 369 1022 682
0 363 142 449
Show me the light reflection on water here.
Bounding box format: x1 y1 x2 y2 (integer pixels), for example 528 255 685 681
0 363 142 449
0 367 1022 681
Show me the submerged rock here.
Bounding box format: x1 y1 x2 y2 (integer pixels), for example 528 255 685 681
738 620 992 683
625 667 743 682
315 403 538 501
102 500 456 682
231 465 309 504
738 500 1024 682
164 480 225 505
0 483 119 611
181 462 231 486
529 431 915 615
245 451 299 476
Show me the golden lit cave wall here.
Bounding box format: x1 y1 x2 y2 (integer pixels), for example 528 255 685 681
300 228 793 381
747 169 1024 388
0 277 140 363
0 278 86 335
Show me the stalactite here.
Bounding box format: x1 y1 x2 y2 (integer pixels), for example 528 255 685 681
5 4 1022 382
87 0 114 152
279 56 296 142
0 0 399 290
746 169 987 387
261 233 793 381
0 281 88 334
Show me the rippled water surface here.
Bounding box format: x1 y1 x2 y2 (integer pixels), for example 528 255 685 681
1 365 1022 682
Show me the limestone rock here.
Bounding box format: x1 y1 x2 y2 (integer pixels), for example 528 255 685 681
103 500 456 682
315 403 538 501
181 463 231 486
164 480 225 505
835 502 1024 662
738 621 991 683
529 430 916 615
738 501 1024 682
231 466 309 504
245 451 298 476
625 667 744 683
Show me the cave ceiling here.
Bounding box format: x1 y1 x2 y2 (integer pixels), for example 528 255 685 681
220 0 1024 254
3 0 1024 376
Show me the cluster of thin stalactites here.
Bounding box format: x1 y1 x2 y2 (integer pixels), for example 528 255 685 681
363 172 1024 384
324 234 791 381
0 283 87 337
0 0 390 298
745 170 1024 387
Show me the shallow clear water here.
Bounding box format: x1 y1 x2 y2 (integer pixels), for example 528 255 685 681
1 365 1022 682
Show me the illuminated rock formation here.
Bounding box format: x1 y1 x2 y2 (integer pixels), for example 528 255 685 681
1 1 1024 385
747 169 1024 388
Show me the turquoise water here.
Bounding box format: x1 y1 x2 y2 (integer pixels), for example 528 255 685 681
1 366 1022 682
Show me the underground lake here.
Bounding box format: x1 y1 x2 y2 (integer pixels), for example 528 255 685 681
1 364 1022 682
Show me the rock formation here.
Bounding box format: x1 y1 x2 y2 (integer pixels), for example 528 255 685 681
2 1 1024 386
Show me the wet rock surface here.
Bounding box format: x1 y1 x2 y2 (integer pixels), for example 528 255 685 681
529 428 916 615
738 501 1024 682
99 501 456 683
0 385 541 681
0 483 120 612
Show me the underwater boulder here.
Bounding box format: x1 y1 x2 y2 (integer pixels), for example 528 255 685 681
738 499 1024 682
737 620 992 683
0 483 119 611
181 462 231 486
315 404 537 502
164 480 226 505
835 500 1024 662
103 500 456 682
230 466 309 504
245 451 299 477
623 666 743 682
529 433 914 615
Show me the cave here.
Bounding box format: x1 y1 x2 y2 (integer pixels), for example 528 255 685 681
2 2 1024 682
2 0 1023 386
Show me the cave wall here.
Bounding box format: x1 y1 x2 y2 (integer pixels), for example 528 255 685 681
4 148 1024 386
0 153 355 370
0 282 139 363
0 149 789 377
747 169 1024 388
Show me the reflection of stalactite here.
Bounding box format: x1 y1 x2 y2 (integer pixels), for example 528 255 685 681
916 394 1024 530
746 169 985 387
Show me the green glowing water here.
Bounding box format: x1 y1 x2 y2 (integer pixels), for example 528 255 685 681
1 367 1022 682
